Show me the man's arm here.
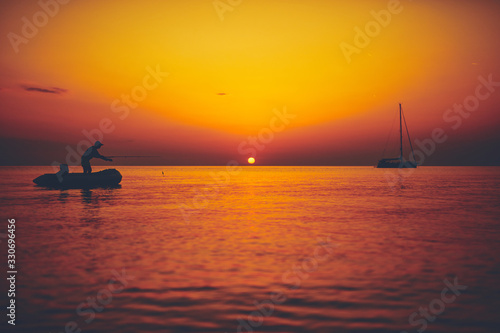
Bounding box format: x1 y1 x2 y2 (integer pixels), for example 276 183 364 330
95 151 112 162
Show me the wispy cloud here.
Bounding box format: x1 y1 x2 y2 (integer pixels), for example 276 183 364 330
21 85 67 94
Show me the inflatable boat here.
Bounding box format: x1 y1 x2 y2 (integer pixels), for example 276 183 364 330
33 169 122 188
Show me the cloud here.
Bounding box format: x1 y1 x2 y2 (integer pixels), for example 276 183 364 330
21 85 68 94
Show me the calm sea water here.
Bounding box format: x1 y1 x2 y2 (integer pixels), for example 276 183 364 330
1 166 499 333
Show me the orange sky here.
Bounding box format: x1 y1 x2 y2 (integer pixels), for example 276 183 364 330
1 0 499 165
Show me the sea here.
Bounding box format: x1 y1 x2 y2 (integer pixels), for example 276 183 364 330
0 166 499 333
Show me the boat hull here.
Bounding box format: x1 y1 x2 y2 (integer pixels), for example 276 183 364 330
33 169 122 188
376 159 417 169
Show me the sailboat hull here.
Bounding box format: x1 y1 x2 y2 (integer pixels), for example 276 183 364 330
377 159 417 168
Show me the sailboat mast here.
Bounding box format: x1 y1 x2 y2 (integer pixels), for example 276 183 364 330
399 103 403 160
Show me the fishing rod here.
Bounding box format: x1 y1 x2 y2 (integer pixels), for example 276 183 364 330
107 156 160 158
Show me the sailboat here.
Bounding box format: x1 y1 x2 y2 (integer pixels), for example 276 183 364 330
377 103 417 168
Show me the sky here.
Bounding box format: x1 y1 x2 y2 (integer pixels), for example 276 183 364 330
0 0 499 166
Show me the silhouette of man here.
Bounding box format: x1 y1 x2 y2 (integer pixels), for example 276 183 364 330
81 141 112 174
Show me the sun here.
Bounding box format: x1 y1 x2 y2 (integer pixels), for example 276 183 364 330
247 157 255 164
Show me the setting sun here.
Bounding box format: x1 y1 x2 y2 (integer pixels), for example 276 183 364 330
248 157 255 164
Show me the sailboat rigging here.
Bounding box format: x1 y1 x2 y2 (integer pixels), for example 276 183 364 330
376 104 417 168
